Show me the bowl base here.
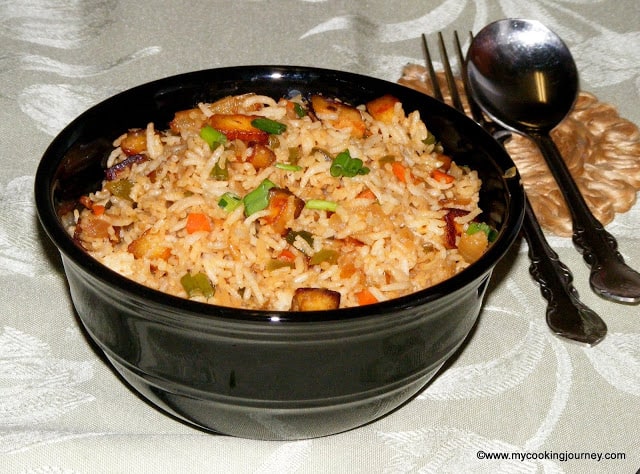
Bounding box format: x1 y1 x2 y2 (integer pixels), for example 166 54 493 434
107 354 441 440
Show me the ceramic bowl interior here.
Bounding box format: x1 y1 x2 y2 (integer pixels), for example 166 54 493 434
35 65 524 440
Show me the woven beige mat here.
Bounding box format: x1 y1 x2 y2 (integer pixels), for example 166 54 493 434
399 64 640 237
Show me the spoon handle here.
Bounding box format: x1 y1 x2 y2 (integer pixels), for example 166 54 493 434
531 132 640 304
484 127 605 344
522 196 606 345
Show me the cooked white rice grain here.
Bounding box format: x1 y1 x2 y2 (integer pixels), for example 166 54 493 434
69 93 489 310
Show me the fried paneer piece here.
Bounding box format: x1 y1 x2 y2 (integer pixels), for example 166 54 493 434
290 288 341 311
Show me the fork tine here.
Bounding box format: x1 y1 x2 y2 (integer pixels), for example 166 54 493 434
454 31 513 144
438 32 465 112
426 30 511 143
421 33 443 101
454 31 485 124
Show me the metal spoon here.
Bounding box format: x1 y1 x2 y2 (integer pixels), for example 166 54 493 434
466 18 640 304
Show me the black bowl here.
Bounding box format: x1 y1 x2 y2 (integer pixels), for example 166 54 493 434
35 65 524 440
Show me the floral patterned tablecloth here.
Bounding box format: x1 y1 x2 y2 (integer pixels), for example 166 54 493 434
2 1 639 473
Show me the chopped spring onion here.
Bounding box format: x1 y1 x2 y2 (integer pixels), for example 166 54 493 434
293 102 306 118
218 192 242 212
330 150 370 178
180 272 215 298
251 117 287 135
276 162 303 172
305 199 338 212
200 125 227 150
243 178 276 216
466 221 498 242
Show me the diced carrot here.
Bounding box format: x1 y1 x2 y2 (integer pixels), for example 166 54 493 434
391 161 407 183
356 288 378 306
186 212 212 234
340 262 358 279
79 196 106 216
356 188 376 200
278 249 297 263
431 169 455 184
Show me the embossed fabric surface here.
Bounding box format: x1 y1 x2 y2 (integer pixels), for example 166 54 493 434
1 1 639 473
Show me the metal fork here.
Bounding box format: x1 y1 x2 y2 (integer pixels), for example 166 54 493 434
422 32 607 345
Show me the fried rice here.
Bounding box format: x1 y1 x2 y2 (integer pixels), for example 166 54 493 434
67 92 490 310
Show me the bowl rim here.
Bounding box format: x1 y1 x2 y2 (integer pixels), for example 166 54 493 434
34 64 524 324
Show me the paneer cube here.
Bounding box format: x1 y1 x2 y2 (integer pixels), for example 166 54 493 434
366 94 401 123
264 188 305 235
208 114 269 144
310 95 366 138
128 229 171 260
290 288 341 311
169 108 207 135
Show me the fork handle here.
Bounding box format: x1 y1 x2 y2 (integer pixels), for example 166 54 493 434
521 196 606 344
532 132 640 304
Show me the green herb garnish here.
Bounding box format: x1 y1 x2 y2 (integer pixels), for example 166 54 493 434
276 163 303 172
466 221 498 242
200 125 227 150
330 150 370 178
251 117 287 135
292 102 307 118
305 199 338 212
218 192 242 212
243 178 276 216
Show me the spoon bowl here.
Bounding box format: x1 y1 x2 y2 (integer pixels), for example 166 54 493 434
466 18 640 305
467 19 578 132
